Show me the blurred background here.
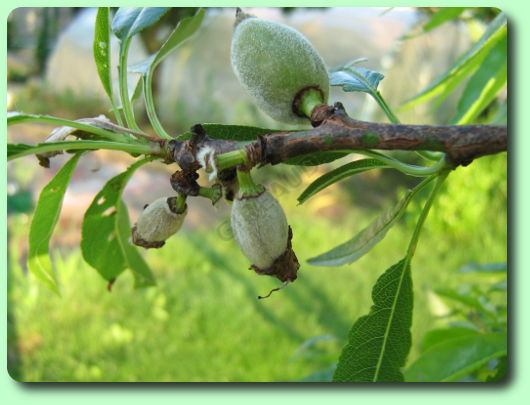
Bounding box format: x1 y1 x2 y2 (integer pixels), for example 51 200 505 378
7 7 506 382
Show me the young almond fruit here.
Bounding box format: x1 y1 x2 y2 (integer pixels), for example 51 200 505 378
132 196 187 249
231 9 329 124
231 170 299 297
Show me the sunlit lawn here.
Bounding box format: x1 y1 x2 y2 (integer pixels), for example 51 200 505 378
7 154 506 382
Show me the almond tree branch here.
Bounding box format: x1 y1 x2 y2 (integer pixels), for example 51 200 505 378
168 103 507 171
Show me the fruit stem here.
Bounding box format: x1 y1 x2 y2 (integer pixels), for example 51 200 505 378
298 88 325 118
236 169 264 197
175 194 187 213
198 185 222 205
217 148 249 171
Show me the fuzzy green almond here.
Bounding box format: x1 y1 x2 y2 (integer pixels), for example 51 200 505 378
231 10 329 124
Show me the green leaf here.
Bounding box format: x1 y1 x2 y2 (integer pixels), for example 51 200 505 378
7 112 132 143
333 259 413 382
115 201 156 288
298 159 388 204
435 287 487 312
27 152 84 294
451 35 507 124
81 157 154 282
422 8 467 33
308 179 432 267
405 333 507 382
282 151 351 166
401 12 507 110
111 7 170 41
130 74 144 103
330 67 384 95
93 8 113 100
7 143 33 159
7 141 155 161
178 123 283 142
420 327 480 353
151 8 205 71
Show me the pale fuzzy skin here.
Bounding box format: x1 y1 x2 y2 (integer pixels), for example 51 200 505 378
231 191 289 269
136 197 186 243
231 17 329 124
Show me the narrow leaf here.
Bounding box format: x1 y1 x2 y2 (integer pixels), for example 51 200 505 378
330 67 384 95
81 158 153 282
333 259 413 382
8 141 153 161
152 8 205 69
405 333 507 382
115 201 156 288
298 159 388 204
283 151 351 166
308 184 424 266
178 123 281 142
111 7 170 41
93 7 113 99
451 36 507 125
401 12 507 110
27 152 84 293
422 8 467 33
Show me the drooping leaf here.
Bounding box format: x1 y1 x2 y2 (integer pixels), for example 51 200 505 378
451 36 507 125
333 259 413 382
308 179 432 267
420 327 480 353
405 333 507 382
27 152 84 294
421 7 468 33
111 7 170 41
81 157 154 282
401 12 507 110
93 7 113 100
297 159 388 204
115 201 156 288
330 67 385 95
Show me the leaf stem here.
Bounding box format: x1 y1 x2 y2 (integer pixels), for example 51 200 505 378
118 37 141 132
236 169 263 197
406 171 449 258
356 150 448 176
217 148 249 171
8 141 162 161
143 74 173 139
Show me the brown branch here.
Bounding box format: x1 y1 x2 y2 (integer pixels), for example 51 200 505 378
168 102 507 170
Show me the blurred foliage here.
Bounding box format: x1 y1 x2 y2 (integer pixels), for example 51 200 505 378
10 82 108 121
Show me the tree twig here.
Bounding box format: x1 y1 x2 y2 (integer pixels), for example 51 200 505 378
168 102 507 171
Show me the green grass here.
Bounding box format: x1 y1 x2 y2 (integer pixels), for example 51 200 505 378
7 155 507 382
